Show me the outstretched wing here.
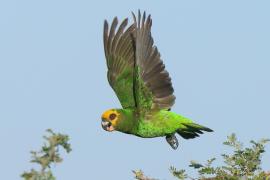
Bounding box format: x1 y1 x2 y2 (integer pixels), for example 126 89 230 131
132 11 176 113
103 17 136 109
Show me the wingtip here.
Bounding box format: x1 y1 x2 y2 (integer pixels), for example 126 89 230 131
112 16 118 25
205 127 214 132
104 19 108 25
131 10 151 27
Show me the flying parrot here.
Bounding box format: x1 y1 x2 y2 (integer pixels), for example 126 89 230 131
101 11 213 149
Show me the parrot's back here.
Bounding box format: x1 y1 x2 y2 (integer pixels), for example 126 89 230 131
134 110 191 138
134 110 212 139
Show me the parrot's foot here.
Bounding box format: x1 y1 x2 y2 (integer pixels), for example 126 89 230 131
166 134 179 150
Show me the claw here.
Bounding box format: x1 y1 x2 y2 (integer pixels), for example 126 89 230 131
166 134 179 150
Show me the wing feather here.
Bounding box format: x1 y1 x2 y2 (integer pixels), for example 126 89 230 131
103 11 176 111
103 17 136 108
132 11 176 111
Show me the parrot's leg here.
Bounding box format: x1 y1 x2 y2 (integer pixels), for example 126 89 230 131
166 134 179 150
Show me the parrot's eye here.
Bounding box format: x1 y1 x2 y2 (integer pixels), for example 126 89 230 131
109 113 117 120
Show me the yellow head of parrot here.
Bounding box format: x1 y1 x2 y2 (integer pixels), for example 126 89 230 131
101 109 120 132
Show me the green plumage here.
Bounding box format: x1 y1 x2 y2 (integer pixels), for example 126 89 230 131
115 109 212 139
102 11 213 149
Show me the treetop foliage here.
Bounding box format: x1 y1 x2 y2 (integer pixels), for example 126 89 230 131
135 134 270 180
21 129 71 180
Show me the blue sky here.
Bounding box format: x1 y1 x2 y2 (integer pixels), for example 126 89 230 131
1 0 270 179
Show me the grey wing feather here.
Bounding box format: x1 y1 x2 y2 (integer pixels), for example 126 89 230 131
103 17 136 108
132 11 176 110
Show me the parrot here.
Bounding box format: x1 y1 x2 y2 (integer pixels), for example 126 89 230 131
101 11 213 150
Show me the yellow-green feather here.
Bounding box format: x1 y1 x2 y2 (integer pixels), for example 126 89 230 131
135 111 193 138
110 68 135 108
115 109 195 138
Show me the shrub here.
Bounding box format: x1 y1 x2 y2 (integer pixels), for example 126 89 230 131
135 134 270 180
21 129 71 180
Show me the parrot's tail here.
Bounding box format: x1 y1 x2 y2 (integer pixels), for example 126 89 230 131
177 123 213 139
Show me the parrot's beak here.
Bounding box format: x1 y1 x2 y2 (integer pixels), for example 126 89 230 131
101 119 114 132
